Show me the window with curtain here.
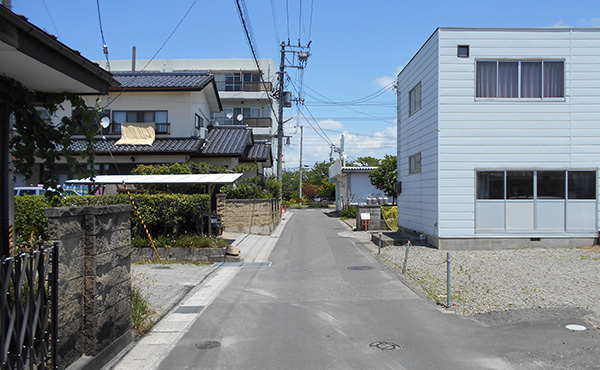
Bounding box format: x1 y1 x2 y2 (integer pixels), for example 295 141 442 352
476 60 564 99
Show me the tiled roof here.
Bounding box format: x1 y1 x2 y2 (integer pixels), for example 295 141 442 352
67 138 204 154
111 72 213 90
202 125 252 156
244 141 272 161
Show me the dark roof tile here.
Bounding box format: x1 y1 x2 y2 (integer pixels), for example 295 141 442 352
67 138 204 154
202 125 252 155
112 71 213 90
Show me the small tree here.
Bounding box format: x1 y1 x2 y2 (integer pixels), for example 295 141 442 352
369 155 398 204
2 75 99 189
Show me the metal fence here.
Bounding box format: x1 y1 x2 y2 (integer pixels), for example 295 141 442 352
1 244 58 369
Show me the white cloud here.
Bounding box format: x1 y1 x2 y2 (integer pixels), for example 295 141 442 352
553 17 600 28
373 65 404 89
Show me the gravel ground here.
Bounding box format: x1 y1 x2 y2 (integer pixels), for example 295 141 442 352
375 242 600 328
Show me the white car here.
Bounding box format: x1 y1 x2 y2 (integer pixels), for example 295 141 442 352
14 186 81 196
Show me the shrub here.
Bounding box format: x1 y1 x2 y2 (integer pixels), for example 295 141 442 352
340 206 356 219
14 193 211 246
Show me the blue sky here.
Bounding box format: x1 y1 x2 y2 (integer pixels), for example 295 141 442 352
12 0 600 169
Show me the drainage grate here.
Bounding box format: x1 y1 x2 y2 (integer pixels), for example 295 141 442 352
196 341 221 350
221 262 272 267
153 265 172 269
348 266 374 271
174 305 204 314
370 341 402 351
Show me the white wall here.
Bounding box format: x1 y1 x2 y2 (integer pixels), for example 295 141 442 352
82 90 212 138
347 172 389 204
436 28 600 237
397 30 440 235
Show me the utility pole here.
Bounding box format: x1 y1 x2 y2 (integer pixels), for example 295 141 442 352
276 42 286 183
299 126 303 202
275 41 311 184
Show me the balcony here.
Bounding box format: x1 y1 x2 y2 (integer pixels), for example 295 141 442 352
217 81 273 92
241 81 272 92
243 117 272 128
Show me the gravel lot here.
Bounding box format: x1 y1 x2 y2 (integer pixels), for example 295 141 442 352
375 242 600 328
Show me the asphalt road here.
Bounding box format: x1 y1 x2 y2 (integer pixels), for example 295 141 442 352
157 209 599 370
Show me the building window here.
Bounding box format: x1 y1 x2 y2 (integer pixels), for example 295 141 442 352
409 82 421 115
507 171 534 199
537 171 565 199
113 110 169 134
195 114 204 129
476 170 595 200
457 45 469 58
477 171 504 199
409 153 421 174
476 60 564 99
568 171 596 199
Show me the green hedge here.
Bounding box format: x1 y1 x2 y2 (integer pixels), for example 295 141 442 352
14 193 210 244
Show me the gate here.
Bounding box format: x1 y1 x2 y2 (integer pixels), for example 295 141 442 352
1 243 58 369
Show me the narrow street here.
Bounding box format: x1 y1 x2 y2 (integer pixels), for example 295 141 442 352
145 209 597 369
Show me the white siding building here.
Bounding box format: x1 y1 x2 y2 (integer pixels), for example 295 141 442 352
397 28 600 249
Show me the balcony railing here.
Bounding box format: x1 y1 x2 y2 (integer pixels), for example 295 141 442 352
243 117 272 128
217 81 273 92
242 81 272 92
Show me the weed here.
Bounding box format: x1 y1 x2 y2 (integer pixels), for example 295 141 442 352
131 273 156 336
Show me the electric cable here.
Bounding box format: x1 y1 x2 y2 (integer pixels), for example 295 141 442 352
104 0 200 108
95 0 110 72
41 0 61 40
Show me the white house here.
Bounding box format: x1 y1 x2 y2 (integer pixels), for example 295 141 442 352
329 159 391 211
397 28 600 249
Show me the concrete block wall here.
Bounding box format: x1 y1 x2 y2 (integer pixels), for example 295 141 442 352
46 204 132 370
355 205 387 231
216 194 280 235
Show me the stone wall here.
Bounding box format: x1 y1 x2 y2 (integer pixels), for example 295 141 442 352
355 205 387 231
216 194 280 235
46 204 132 370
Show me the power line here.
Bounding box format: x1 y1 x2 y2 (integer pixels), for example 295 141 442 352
105 0 200 109
233 0 278 121
41 0 61 40
95 0 110 72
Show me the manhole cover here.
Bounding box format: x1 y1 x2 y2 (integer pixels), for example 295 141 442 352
348 266 374 271
369 341 402 351
153 265 171 269
196 341 221 350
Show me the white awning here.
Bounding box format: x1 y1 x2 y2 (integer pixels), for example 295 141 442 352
66 174 243 185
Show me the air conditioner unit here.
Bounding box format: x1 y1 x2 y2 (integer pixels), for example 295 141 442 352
199 127 207 139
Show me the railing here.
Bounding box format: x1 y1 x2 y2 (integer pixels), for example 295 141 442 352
242 81 272 92
243 117 272 128
217 81 273 92
1 244 58 370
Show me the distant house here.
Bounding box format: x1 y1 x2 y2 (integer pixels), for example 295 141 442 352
104 58 278 171
23 71 271 186
397 27 600 249
329 159 391 211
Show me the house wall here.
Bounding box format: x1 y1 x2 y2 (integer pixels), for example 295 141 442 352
436 28 600 242
397 30 440 236
81 91 211 138
347 172 390 204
